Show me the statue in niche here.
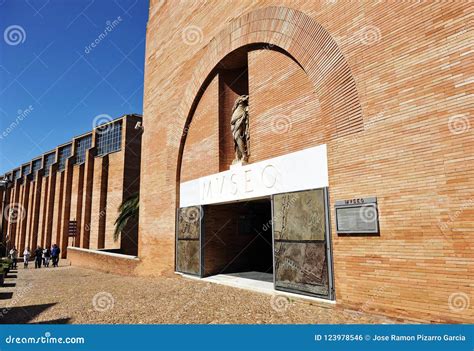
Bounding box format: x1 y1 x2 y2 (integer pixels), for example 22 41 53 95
230 94 249 164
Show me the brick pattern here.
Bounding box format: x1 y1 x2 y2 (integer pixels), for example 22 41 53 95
140 2 473 323
180 76 220 182
67 247 139 276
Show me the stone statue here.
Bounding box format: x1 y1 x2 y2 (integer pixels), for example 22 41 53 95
230 94 249 164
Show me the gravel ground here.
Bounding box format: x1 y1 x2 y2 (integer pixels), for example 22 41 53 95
0 263 400 324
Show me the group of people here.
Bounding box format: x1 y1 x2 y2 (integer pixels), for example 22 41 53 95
8 244 61 269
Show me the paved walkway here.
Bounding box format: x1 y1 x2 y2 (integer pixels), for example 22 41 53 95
0 264 401 324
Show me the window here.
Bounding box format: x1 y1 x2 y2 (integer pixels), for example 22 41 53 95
22 165 30 176
75 135 92 164
13 169 20 180
44 152 56 176
58 144 72 171
96 121 122 156
32 159 42 174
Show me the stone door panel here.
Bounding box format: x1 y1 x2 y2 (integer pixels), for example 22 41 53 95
273 188 331 298
176 206 202 275
273 189 326 241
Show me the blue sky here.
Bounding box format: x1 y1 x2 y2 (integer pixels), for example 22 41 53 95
0 0 149 175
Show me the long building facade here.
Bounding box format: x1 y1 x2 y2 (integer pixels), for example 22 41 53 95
0 114 142 258
134 1 472 323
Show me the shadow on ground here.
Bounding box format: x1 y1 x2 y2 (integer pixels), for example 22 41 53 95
0 303 59 324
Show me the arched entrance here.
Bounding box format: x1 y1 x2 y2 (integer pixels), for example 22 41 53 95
174 7 364 300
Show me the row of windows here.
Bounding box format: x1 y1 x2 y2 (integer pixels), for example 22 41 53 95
4 123 124 178
43 153 55 176
58 144 72 171
96 122 122 156
22 165 30 176
32 159 42 173
75 135 92 164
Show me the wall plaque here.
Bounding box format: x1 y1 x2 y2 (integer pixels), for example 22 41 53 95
335 197 379 234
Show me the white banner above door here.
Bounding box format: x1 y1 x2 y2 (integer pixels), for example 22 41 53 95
180 144 328 207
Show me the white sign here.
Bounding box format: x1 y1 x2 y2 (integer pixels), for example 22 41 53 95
180 144 328 207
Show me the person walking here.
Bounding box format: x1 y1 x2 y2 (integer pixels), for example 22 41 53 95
23 247 31 268
51 244 60 267
9 247 18 269
43 247 51 267
34 246 43 269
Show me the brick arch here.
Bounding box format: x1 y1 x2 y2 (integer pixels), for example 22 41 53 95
174 5 363 188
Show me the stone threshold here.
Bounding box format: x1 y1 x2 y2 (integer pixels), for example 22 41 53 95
177 271 336 305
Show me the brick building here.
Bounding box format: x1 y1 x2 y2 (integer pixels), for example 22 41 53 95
131 1 472 323
4 1 473 324
0 114 142 258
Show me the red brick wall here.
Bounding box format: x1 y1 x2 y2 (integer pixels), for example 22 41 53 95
180 76 219 182
68 247 139 276
248 49 324 162
103 152 124 250
140 1 473 323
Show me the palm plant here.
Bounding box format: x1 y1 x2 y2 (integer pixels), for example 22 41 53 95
114 193 139 241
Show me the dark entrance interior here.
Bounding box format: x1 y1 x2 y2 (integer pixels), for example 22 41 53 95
202 198 273 277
